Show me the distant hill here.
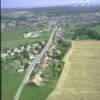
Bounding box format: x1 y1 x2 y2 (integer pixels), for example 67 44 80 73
1 6 100 16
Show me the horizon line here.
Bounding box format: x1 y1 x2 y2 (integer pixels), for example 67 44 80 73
1 4 100 9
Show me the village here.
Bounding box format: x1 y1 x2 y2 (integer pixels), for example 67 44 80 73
1 26 70 87
1 10 100 31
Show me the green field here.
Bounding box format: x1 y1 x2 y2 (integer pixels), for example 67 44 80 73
1 26 51 50
1 60 25 100
47 40 100 100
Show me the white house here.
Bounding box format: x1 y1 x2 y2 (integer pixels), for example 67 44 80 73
17 66 24 72
34 43 39 47
29 53 35 60
31 32 39 38
1 53 8 58
20 46 24 51
14 48 20 53
24 32 32 38
33 50 38 54
26 48 30 52
45 56 48 60
27 45 31 49
7 49 11 53
24 32 39 38
56 50 61 54
10 52 15 56
42 41 45 45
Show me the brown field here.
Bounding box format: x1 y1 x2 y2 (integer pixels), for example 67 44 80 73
47 40 100 100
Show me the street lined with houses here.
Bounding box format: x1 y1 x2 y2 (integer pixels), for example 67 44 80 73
13 25 60 100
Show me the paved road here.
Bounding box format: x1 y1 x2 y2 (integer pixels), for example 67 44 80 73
13 26 58 100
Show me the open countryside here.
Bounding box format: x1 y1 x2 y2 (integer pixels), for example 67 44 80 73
47 40 100 100
1 4 100 100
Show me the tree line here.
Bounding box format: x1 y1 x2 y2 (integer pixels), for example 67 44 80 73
72 27 100 40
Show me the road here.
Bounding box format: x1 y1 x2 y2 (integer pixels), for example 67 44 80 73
13 26 58 100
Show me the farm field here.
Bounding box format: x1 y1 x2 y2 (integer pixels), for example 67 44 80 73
1 25 50 50
47 40 100 100
1 60 25 100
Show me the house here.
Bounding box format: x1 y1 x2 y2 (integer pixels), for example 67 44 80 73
10 52 15 56
16 66 24 72
20 46 24 51
40 62 47 69
32 43 39 48
14 48 21 53
40 56 48 69
29 53 35 60
45 56 48 60
33 50 38 54
31 74 43 86
24 32 32 38
31 32 39 38
56 50 61 54
49 45 56 52
27 45 31 49
42 41 45 45
26 48 30 52
58 28 61 31
24 32 39 38
7 49 11 53
1 53 8 59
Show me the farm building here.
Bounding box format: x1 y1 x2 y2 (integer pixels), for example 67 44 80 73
24 32 39 38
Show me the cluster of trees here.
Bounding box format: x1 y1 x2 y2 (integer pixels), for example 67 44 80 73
72 27 100 40
52 61 64 77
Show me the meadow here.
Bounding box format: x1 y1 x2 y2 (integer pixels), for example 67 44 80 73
1 26 51 50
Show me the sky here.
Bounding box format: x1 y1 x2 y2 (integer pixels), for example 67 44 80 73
1 0 100 8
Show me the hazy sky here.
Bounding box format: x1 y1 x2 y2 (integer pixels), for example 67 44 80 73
1 0 100 8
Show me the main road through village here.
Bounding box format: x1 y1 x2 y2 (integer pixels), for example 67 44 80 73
13 26 58 100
